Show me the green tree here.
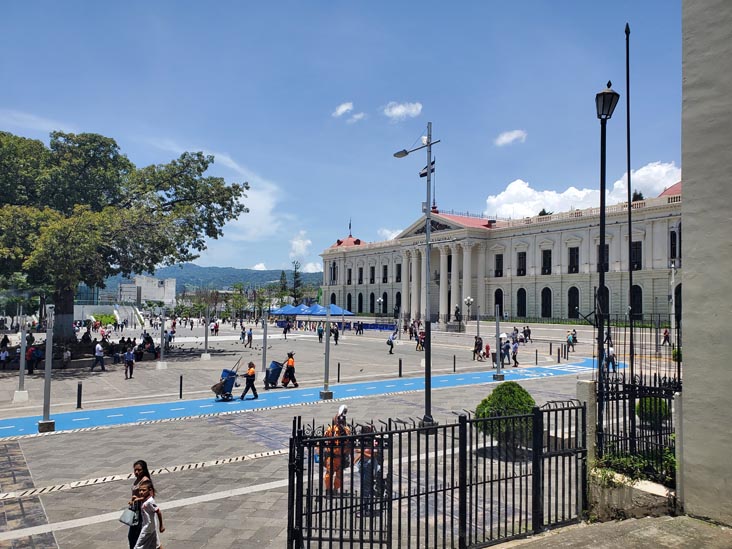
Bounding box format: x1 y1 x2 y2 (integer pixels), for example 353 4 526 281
0 131 248 341
291 260 303 305
538 208 553 216
632 190 645 202
475 381 536 456
279 270 288 301
231 282 247 320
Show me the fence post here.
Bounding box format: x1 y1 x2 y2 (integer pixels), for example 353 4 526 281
557 348 560 363
76 382 82 409
458 414 468 549
398 358 402 377
454 354 456 373
179 375 183 399
549 342 553 355
531 406 544 534
535 349 538 365
337 362 341 383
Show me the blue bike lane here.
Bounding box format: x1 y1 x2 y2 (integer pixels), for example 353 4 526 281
0 358 609 438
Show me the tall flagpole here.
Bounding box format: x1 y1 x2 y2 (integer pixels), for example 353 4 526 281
626 22 637 453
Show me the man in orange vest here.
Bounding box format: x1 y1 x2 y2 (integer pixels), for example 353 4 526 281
282 351 298 388
323 405 351 495
239 361 258 400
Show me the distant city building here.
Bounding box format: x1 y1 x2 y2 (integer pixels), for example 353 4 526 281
321 185 681 323
118 275 177 307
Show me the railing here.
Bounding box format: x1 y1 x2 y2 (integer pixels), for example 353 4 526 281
287 401 586 548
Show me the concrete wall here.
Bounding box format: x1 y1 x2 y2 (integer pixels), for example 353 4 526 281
681 0 732 525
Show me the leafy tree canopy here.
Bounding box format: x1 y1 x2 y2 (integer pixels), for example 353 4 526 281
0 131 249 339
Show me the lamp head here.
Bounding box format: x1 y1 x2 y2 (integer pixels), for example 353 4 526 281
596 81 620 120
393 149 409 158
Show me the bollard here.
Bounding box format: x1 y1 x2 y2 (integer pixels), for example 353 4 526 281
549 342 553 355
557 348 561 363
76 382 82 409
453 355 456 373
399 358 402 378
337 362 341 383
535 349 538 365
179 375 183 399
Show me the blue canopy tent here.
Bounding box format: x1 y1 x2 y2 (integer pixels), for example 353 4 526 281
294 303 311 314
272 304 298 315
305 304 354 316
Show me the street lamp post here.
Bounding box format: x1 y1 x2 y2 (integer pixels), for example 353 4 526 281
39 305 55 432
394 122 440 427
464 296 474 334
595 81 620 456
376 297 383 318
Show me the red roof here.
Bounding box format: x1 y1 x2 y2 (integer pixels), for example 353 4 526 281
658 181 682 197
330 235 366 248
436 213 494 229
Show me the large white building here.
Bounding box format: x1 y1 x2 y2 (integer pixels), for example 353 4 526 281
118 275 177 307
321 183 682 324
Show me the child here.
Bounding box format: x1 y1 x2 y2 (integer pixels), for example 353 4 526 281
131 479 165 549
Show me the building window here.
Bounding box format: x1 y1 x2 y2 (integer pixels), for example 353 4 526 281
358 267 363 285
597 244 609 273
517 251 526 276
568 247 579 274
369 266 375 284
541 250 552 275
494 254 503 277
382 265 388 284
347 268 352 285
630 241 642 271
396 263 402 283
670 230 677 259
329 261 338 285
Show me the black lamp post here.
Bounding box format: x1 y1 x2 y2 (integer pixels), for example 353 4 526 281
596 81 620 454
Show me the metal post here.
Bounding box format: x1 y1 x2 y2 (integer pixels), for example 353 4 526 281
531 406 544 533
494 304 503 380
201 305 211 360
18 319 27 390
179 375 183 399
422 122 435 426
261 312 268 374
157 308 167 369
337 362 340 383
535 349 538 365
321 306 333 399
549 341 553 355
76 382 82 409
476 305 480 338
398 358 402 378
458 414 468 548
453 354 456 373
39 305 55 432
597 116 609 455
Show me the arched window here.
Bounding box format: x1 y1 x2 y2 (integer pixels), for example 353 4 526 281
358 293 363 313
494 289 504 318
596 286 610 320
330 293 336 305
517 288 527 317
382 292 388 314
541 287 552 318
369 292 375 313
347 293 352 312
568 287 580 318
630 285 643 321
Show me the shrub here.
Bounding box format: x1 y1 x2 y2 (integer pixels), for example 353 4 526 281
475 381 536 448
636 397 671 426
95 313 117 326
672 347 682 362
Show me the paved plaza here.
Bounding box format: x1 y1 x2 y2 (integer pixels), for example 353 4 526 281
0 321 729 548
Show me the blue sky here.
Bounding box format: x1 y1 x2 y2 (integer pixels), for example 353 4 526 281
1 1 681 272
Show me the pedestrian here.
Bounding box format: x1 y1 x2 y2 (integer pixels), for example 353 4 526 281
472 336 483 361
501 340 511 367
0 334 9 352
483 342 491 364
62 347 71 368
526 326 532 343
91 339 106 371
512 340 520 367
126 460 152 549
317 324 324 343
567 331 575 352
606 345 617 374
131 479 165 549
387 330 397 354
239 361 259 400
332 324 339 345
124 347 135 379
323 405 352 496
246 327 253 348
661 329 670 345
354 424 381 518
240 326 246 344
282 351 298 388
0 348 8 370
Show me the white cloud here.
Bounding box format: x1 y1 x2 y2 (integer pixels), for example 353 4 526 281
0 109 76 133
347 112 366 124
494 129 528 147
302 262 323 273
484 161 681 218
251 263 267 270
289 230 312 259
383 101 422 121
332 102 354 118
377 228 401 240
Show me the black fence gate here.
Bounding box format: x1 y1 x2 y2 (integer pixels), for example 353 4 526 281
287 401 586 548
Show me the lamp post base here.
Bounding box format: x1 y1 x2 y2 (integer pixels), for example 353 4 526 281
200 353 211 361
38 420 55 433
156 361 168 370
319 390 333 400
493 373 505 381
12 390 29 404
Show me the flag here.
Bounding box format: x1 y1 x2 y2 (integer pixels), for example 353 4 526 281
419 159 436 178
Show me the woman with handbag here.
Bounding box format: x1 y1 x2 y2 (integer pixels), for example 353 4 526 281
126 460 153 548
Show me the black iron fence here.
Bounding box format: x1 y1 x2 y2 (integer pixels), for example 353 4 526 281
287 401 586 548
596 314 681 487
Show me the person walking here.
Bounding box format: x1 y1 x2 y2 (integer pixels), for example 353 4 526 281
282 351 298 388
567 331 575 352
387 330 397 354
511 340 520 367
317 324 324 343
245 327 253 348
354 424 381 518
126 460 152 548
124 347 135 379
606 345 617 374
323 405 351 497
661 328 670 345
501 339 511 367
473 336 483 361
91 340 106 372
332 324 340 345
239 361 259 400
131 480 165 549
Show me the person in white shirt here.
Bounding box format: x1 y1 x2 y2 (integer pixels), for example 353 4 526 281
91 340 106 371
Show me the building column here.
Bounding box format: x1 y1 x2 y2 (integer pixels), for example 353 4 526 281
420 247 428 320
462 241 474 314
401 250 410 320
439 245 449 325
477 243 486 320
450 243 460 320
410 249 420 321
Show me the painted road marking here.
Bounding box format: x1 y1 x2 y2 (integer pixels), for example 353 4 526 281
303 393 315 396
170 408 184 411
106 414 123 418
0 426 15 430
346 389 356 392
404 383 414 386
72 418 89 422
139 411 155 415
366 387 376 390
386 384 396 388
199 405 213 408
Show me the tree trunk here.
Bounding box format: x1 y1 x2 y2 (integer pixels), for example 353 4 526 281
53 288 76 342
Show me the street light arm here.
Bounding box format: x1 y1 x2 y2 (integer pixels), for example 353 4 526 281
393 140 441 158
